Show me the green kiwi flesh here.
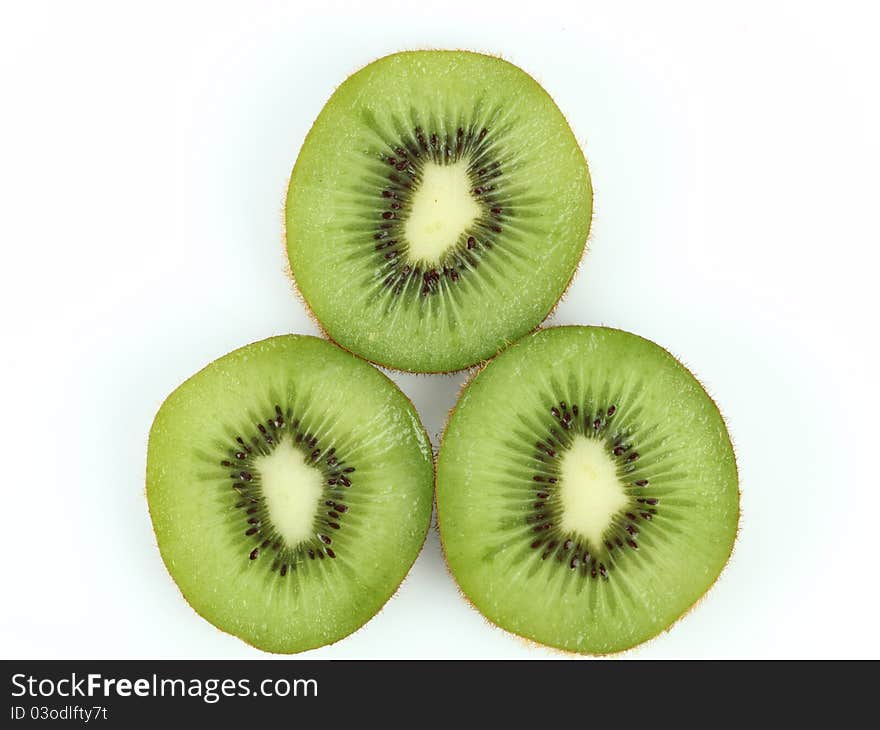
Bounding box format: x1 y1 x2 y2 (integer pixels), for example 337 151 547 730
285 51 592 372
436 326 739 653
146 335 434 653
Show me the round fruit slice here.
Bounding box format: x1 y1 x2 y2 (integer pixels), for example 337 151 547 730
285 51 592 373
146 335 434 653
436 326 739 653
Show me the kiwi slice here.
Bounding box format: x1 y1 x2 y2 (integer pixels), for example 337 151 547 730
436 326 739 653
285 51 592 373
146 335 434 653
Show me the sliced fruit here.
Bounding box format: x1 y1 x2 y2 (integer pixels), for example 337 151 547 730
436 326 739 653
147 335 434 653
286 50 592 372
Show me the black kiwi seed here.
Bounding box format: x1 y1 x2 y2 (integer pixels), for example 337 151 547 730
364 124 510 300
523 398 662 580
218 404 358 577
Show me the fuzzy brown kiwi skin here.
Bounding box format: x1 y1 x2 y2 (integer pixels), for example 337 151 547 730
145 334 436 655
281 49 593 376
434 325 741 656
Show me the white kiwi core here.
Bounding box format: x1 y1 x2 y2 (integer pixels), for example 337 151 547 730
404 160 481 264
557 435 629 549
253 436 323 547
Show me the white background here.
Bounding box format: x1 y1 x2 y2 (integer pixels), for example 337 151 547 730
2 0 877 659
